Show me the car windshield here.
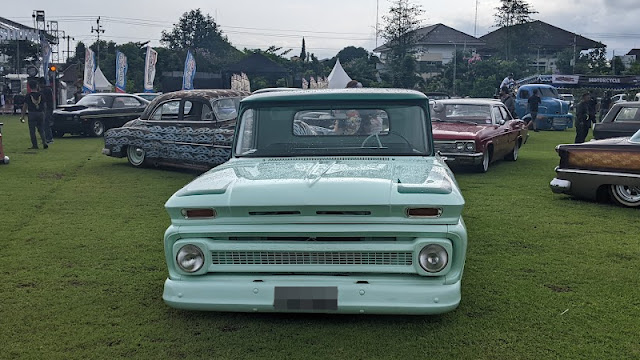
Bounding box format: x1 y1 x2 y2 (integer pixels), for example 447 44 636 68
430 103 492 124
76 95 114 108
235 104 430 157
539 87 560 99
630 129 640 144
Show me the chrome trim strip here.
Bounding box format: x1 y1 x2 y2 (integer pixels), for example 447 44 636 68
556 168 640 179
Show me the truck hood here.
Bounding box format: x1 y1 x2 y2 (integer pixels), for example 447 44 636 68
432 122 491 139
166 157 465 225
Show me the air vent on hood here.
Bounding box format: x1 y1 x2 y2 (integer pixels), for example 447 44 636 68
248 211 301 216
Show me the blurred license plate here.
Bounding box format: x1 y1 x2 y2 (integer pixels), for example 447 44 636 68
274 287 338 311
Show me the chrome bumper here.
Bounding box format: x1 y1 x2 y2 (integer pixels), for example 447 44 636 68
438 152 483 165
101 148 111 156
550 178 571 194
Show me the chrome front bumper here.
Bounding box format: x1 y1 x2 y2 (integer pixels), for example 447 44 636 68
438 152 483 165
550 178 571 194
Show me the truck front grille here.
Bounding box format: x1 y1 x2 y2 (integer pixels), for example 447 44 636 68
211 251 413 266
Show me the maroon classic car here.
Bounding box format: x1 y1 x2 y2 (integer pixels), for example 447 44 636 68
431 99 528 172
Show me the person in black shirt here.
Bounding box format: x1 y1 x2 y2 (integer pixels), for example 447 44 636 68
587 91 597 125
600 91 612 121
20 80 48 149
527 89 541 131
39 77 54 143
575 93 591 144
500 86 516 118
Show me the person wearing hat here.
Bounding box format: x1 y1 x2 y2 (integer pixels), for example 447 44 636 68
575 92 591 143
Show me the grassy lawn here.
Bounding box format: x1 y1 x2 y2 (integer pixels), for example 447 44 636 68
0 115 638 359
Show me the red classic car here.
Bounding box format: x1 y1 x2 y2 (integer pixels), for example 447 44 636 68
430 99 528 172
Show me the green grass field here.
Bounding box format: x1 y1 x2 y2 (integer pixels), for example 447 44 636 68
0 115 638 359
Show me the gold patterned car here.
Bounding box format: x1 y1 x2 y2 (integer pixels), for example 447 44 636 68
550 129 640 207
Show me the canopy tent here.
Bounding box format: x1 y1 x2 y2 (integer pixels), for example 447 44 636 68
327 59 352 89
93 66 113 92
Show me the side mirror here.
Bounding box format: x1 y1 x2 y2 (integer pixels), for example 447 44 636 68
499 119 506 125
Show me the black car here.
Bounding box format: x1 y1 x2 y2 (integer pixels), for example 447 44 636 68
102 89 250 171
52 93 149 137
593 101 640 140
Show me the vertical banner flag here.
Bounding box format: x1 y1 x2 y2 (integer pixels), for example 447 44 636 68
302 78 308 89
310 76 317 89
182 50 196 90
115 51 128 93
241 73 250 92
83 48 96 94
144 46 158 93
41 35 51 85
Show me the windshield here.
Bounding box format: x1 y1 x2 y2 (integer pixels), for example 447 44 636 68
539 87 560 99
430 103 492 124
235 104 430 157
630 129 640 144
76 95 114 108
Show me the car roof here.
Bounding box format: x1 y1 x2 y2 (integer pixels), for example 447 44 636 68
612 101 640 107
242 88 428 104
140 89 251 119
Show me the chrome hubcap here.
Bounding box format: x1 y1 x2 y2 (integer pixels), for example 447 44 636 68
127 146 145 165
614 185 640 203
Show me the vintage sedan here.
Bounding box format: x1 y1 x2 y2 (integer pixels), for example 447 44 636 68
52 93 149 137
593 101 640 140
430 99 528 172
550 129 640 207
162 89 468 315
102 89 250 171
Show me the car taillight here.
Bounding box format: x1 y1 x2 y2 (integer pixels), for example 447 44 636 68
181 208 216 219
406 208 442 218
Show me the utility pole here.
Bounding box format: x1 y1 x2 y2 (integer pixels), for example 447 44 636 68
612 50 616 75
91 17 105 66
64 35 75 62
572 34 577 74
474 0 478 37
375 0 379 48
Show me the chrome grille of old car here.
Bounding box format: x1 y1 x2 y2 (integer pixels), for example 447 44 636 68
211 251 413 266
434 141 457 151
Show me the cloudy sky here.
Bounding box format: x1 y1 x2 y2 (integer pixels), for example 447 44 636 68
4 0 640 61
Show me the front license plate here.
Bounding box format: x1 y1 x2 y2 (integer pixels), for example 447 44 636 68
274 287 338 311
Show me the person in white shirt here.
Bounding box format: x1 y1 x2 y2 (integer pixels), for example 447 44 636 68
500 73 514 90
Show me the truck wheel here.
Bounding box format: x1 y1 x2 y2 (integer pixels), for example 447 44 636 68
610 185 640 207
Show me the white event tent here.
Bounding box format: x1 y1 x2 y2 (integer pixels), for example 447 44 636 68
93 66 113 92
327 59 352 89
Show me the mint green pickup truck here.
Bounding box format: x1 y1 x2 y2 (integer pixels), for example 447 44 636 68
162 89 467 314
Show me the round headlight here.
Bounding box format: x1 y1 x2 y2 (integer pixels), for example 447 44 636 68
456 142 465 151
418 244 449 273
465 142 475 152
176 244 205 273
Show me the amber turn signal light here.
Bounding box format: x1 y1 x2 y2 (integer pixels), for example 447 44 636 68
181 208 216 219
406 208 442 217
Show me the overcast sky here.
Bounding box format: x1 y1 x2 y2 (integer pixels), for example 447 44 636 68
4 0 640 61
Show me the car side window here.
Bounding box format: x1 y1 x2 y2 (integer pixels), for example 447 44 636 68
150 100 181 121
613 107 640 122
181 100 212 122
491 107 504 124
115 97 142 108
499 106 512 120
519 89 530 99
213 98 238 121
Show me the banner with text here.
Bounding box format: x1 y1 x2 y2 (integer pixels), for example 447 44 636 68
182 50 196 90
115 51 128 93
143 46 158 93
83 48 96 93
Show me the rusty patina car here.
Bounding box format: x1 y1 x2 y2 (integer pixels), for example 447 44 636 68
550 129 640 207
430 99 528 172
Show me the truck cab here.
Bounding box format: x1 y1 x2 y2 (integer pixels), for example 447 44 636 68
515 84 573 130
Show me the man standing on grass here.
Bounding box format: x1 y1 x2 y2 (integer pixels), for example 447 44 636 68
39 77 54 144
20 80 48 149
575 92 591 144
527 89 541 132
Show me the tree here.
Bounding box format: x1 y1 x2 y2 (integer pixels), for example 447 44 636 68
299 38 306 62
494 0 537 59
380 0 424 88
336 46 370 64
0 40 39 72
161 9 238 59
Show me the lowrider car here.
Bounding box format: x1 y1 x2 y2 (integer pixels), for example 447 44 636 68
430 99 528 172
593 101 640 140
102 89 250 171
52 93 149 137
550 129 640 207
162 89 468 314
